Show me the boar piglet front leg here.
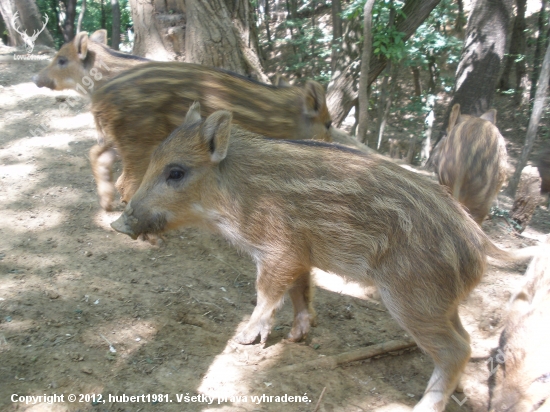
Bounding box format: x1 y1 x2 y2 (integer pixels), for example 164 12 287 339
234 258 315 345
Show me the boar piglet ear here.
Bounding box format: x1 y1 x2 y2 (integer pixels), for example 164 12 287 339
200 111 232 163
184 101 202 125
447 103 461 134
74 32 89 60
303 80 326 117
90 29 108 45
480 109 497 125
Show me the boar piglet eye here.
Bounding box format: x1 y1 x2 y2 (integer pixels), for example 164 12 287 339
58 57 68 66
167 169 185 181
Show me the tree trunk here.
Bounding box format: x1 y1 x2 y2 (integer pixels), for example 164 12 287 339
327 0 441 127
506 24 550 197
499 0 527 94
7 0 55 48
530 0 548 106
185 0 268 82
111 0 120 50
439 0 513 139
357 0 375 144
455 0 466 35
76 0 85 33
264 0 272 51
59 0 77 42
375 61 399 149
130 0 185 60
510 166 543 232
412 66 421 96
100 0 105 28
0 0 24 46
330 0 342 73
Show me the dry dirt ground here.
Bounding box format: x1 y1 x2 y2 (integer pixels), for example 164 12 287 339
1 47 549 412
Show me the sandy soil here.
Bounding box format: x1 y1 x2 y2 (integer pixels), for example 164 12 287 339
0 46 549 412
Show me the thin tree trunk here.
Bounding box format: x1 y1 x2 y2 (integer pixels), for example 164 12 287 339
455 0 466 35
76 0 86 33
264 0 272 50
357 0 376 144
375 61 399 150
59 0 77 42
507 24 550 197
499 0 527 94
328 0 441 127
530 0 548 106
330 0 342 73
412 66 422 96
111 0 120 50
100 0 105 28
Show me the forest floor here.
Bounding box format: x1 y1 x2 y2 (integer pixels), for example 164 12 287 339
1 46 549 412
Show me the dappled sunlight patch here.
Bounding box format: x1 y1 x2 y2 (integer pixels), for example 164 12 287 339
312 268 376 300
197 339 264 400
197 319 294 403
49 112 94 131
0 163 35 179
0 208 67 233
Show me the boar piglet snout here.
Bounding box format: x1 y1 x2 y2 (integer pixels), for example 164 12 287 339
111 202 168 240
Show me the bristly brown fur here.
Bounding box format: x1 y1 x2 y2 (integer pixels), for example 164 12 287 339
491 238 550 412
436 104 508 225
90 62 332 210
112 107 521 412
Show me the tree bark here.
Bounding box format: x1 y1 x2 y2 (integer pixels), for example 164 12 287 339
0 0 24 46
499 0 527 94
357 0 375 144
375 61 399 150
327 0 441 127
185 0 268 81
7 0 55 47
76 0 85 33
330 0 342 73
130 0 185 60
510 166 543 232
412 66 421 96
111 0 120 50
455 0 466 35
530 0 548 106
439 0 513 140
506 24 550 197
59 0 77 42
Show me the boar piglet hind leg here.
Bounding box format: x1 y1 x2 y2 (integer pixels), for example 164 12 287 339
379 285 471 412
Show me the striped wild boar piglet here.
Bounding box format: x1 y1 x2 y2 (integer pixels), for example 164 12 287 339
436 103 508 225
33 29 147 94
491 237 550 412
111 103 520 412
90 62 332 210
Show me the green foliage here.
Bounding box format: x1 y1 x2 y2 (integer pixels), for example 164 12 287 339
35 0 132 49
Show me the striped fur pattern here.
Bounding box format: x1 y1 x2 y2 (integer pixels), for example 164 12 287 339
112 104 513 412
33 29 147 93
436 104 508 225
90 62 332 210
